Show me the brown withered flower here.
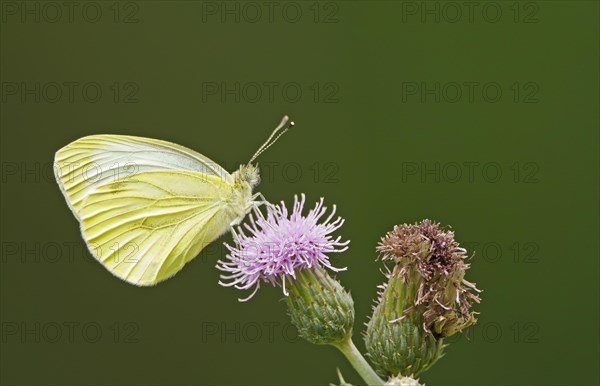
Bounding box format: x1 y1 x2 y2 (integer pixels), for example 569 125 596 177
378 219 481 336
365 219 481 378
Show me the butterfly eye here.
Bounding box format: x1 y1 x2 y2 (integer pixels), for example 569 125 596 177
244 167 260 188
251 173 261 187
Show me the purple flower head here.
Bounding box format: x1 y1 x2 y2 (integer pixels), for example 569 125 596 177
217 194 349 301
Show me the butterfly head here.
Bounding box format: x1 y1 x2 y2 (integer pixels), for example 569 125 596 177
234 163 260 189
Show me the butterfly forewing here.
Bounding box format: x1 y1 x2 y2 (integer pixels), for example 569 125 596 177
54 135 233 217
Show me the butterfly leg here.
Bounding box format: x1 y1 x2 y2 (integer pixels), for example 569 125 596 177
252 192 280 210
245 193 278 226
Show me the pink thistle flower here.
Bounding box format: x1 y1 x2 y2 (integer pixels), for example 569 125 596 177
217 194 349 301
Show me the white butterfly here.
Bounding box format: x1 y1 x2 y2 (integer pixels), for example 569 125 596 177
54 116 294 285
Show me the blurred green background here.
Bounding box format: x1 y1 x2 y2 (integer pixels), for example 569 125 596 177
1 1 598 385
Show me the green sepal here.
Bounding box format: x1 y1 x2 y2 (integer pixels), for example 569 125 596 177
365 269 445 378
286 267 354 345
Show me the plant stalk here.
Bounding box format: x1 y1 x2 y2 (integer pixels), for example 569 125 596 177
333 338 384 386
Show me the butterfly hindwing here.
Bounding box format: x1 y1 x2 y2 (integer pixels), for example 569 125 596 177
79 170 240 285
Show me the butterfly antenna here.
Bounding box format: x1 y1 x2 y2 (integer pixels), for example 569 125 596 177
249 115 295 163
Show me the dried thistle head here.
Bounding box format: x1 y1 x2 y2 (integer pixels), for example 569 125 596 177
377 219 481 337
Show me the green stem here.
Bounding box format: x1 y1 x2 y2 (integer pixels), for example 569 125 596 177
333 338 384 386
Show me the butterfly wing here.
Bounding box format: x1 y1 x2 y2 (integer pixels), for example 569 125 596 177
54 135 233 218
79 170 246 285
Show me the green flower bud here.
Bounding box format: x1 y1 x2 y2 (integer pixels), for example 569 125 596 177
286 267 354 345
365 265 445 377
365 220 481 378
